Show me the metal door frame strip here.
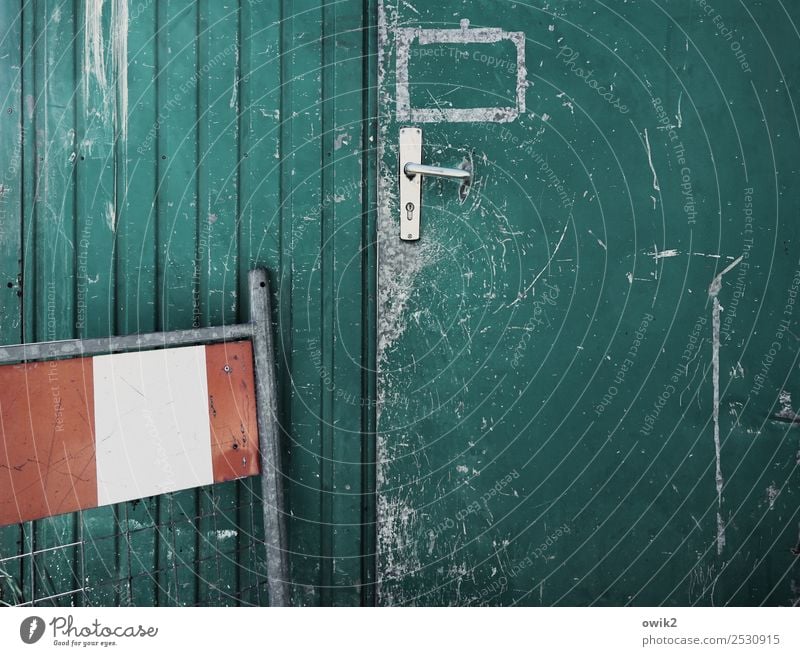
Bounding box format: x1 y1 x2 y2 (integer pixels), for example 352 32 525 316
0 268 290 607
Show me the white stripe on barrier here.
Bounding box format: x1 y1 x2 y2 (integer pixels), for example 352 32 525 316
93 346 214 505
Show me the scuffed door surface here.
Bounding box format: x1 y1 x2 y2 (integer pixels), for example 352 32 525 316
377 0 800 605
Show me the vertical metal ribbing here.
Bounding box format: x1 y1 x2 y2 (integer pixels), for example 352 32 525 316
248 268 290 606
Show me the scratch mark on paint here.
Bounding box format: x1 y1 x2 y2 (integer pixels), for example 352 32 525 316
112 0 128 146
716 512 726 555
229 43 239 109
556 91 574 114
83 0 108 106
643 128 660 191
83 0 129 147
773 390 799 422
215 529 238 540
649 248 679 260
766 484 779 509
400 0 420 16
376 494 420 591
514 217 570 304
708 255 742 555
333 132 350 150
711 297 724 553
105 200 116 232
588 229 606 250
730 361 745 379
708 255 743 297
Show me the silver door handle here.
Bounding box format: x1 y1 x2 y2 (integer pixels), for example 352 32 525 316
399 127 471 241
403 162 471 182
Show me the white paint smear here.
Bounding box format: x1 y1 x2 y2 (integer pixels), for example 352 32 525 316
708 255 742 555
643 128 660 191
396 19 527 123
775 390 798 421
112 0 129 146
83 0 128 146
649 248 679 260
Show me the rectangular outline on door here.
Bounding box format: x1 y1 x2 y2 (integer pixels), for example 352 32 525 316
395 22 526 123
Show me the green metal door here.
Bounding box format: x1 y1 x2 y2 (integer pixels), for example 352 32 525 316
0 0 376 607
376 0 800 605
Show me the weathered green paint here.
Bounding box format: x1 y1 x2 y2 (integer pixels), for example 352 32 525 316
0 0 376 606
377 1 800 605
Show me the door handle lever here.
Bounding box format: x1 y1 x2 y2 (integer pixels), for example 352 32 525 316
403 162 471 182
399 127 470 241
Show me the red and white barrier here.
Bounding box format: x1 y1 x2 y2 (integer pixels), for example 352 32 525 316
0 341 260 526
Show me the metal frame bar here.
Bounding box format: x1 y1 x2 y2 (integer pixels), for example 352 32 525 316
0 324 255 364
0 267 290 607
248 269 290 607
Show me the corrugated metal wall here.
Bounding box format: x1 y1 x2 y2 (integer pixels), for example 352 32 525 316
0 0 376 606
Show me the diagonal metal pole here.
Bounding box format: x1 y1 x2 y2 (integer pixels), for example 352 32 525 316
249 268 290 606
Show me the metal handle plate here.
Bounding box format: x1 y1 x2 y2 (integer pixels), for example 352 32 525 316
399 127 470 241
399 127 422 240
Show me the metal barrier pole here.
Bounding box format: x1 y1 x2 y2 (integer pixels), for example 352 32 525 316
249 268 290 606
0 269 290 605
0 324 255 364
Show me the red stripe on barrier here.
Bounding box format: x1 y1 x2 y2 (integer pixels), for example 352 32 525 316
0 357 96 525
206 341 261 483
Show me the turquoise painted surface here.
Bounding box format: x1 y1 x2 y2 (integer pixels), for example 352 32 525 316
377 0 800 605
0 0 376 606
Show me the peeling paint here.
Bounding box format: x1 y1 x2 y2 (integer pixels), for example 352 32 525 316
376 494 420 597
83 0 108 107
105 200 116 232
708 255 742 555
774 390 799 421
395 19 527 123
333 132 350 150
82 0 128 145
766 484 779 510
649 248 678 260
112 0 129 146
215 529 238 540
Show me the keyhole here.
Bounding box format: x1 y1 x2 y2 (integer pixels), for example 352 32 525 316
405 202 414 221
